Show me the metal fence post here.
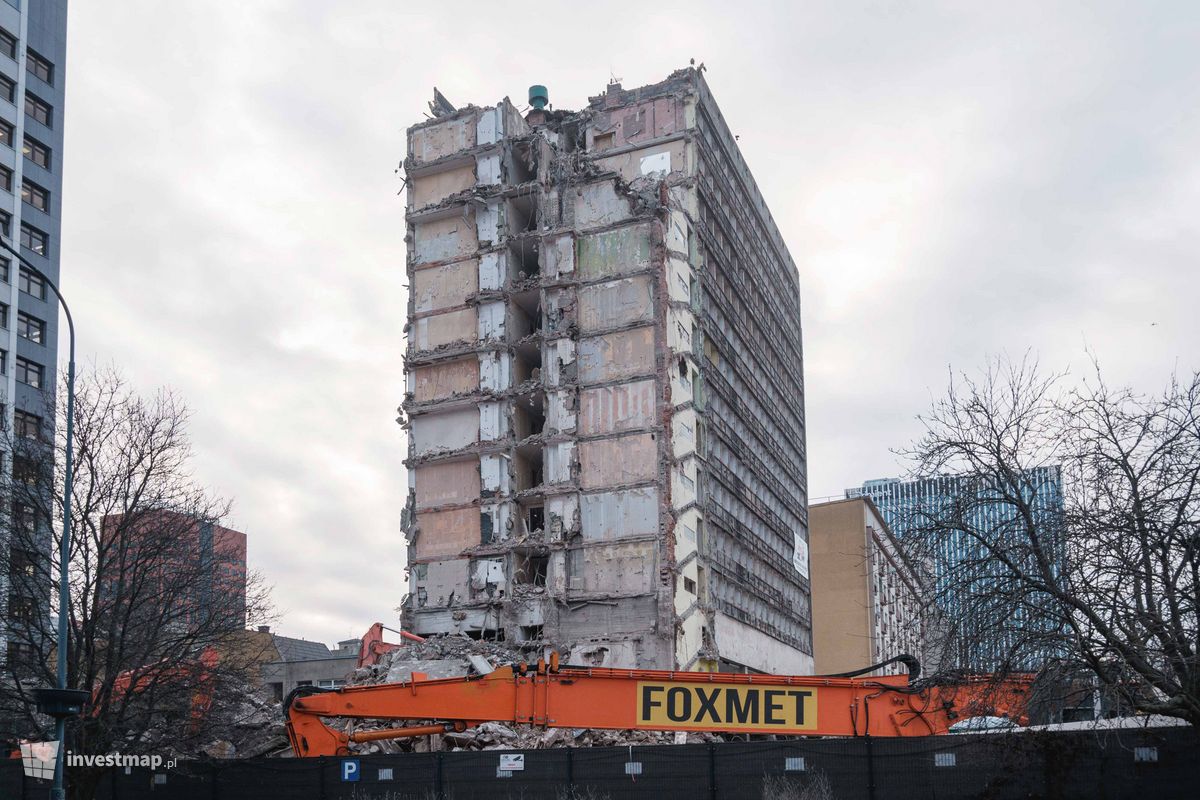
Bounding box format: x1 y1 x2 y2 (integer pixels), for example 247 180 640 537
864 735 877 800
567 747 574 791
435 752 444 800
708 742 717 800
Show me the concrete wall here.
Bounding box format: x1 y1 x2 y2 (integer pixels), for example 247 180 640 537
586 94 685 150
577 328 656 383
410 115 476 162
575 540 656 594
411 558 470 608
577 225 653 279
809 498 928 676
411 358 478 402
413 259 478 313
574 181 631 228
414 214 478 264
414 507 481 560
411 307 477 351
578 276 654 332
809 499 872 674
580 487 659 540
411 408 478 456
578 379 657 436
595 140 687 182
713 613 814 675
578 433 657 490
415 459 478 510
410 162 476 208
261 656 357 699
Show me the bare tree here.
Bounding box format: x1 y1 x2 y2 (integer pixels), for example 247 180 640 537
0 367 274 798
902 354 1199 725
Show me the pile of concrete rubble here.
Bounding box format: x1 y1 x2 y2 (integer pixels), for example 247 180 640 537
350 634 520 685
438 723 725 752
203 691 293 759
338 635 729 754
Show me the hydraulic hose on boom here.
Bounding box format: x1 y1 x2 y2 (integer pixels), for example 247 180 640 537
285 653 1033 757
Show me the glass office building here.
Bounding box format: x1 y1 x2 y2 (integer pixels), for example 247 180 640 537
847 466 1064 671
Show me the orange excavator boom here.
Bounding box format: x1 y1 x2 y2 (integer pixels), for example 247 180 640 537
357 623 424 669
286 654 1033 757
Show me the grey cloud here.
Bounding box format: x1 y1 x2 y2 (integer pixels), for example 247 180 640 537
60 1 1200 644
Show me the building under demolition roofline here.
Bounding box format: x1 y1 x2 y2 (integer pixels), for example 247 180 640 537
400 68 810 673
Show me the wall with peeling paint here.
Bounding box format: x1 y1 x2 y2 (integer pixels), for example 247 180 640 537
577 225 653 279
411 358 478 402
413 259 478 313
411 307 477 351
414 214 478 264
577 327 656 383
410 163 476 209
410 115 475 162
578 379 656 436
411 407 478 456
577 276 655 332
414 508 481 560
580 487 659 540
594 140 688 183
578 433 657 490
414 458 478 510
575 541 656 594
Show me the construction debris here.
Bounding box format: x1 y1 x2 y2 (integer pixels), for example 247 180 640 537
351 633 519 685
348 718 726 755
428 722 723 752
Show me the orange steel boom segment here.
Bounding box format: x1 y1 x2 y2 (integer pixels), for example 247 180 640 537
286 659 1033 757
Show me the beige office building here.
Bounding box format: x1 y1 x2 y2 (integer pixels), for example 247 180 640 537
809 497 931 676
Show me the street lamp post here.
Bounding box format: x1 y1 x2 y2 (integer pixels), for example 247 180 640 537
0 240 77 800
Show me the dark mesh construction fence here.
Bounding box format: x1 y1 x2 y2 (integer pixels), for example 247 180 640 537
3 727 1197 799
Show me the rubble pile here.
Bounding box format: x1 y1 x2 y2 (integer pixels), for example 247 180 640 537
336 635 730 754
437 723 726 752
348 718 727 755
351 635 522 685
213 694 292 758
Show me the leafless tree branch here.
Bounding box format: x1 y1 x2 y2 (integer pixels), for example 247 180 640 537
0 366 275 797
901 353 1199 725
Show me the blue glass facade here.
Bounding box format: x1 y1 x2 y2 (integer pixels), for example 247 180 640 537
847 467 1064 671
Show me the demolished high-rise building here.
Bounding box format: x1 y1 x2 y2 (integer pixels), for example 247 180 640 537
400 68 810 673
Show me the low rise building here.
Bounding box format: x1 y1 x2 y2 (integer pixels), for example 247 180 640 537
258 626 359 701
809 497 932 676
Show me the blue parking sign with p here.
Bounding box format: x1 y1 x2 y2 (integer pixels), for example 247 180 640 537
341 759 360 782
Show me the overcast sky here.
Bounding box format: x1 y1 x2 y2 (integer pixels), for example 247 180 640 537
59 2 1199 645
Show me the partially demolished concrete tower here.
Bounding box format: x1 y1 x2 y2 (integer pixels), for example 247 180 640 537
401 69 811 673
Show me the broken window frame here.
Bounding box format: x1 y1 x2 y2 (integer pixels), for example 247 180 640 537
512 550 548 587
